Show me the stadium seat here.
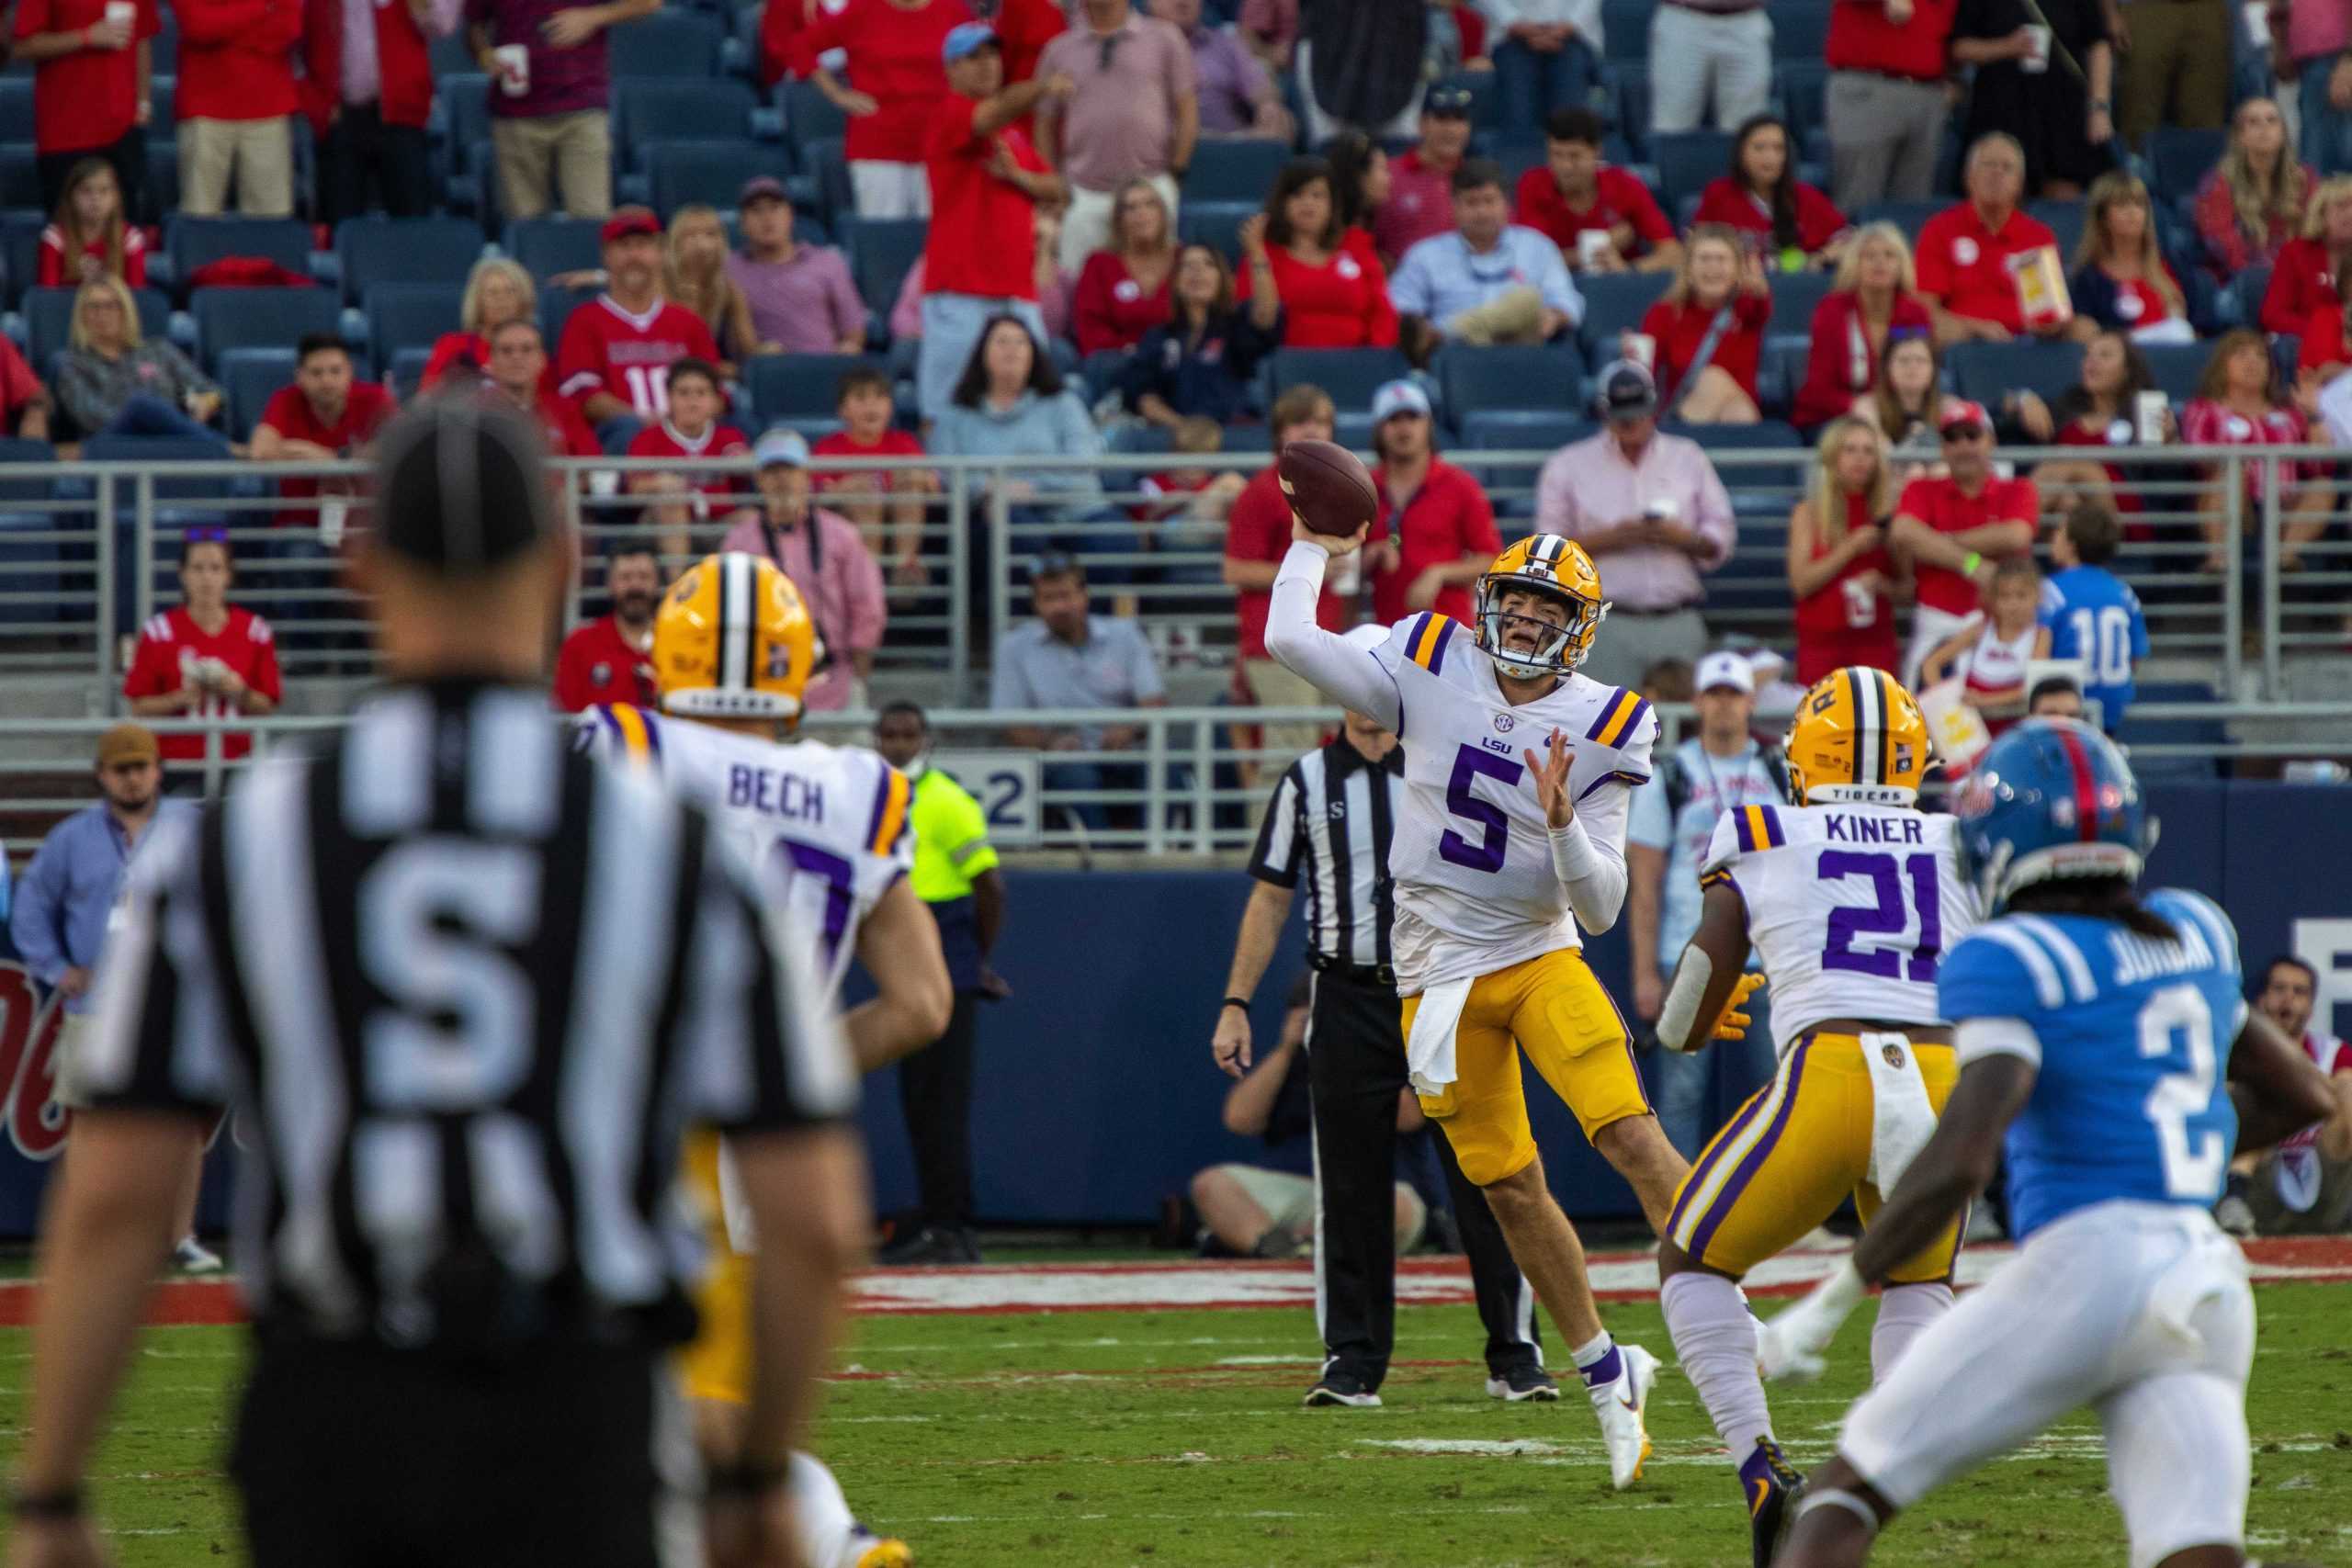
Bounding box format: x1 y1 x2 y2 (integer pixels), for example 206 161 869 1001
1856 198 1946 237
363 282 465 369
1770 0 1831 60
537 281 603 344
607 9 723 77
1767 270 1834 334
1484 130 1548 195
842 216 928 315
1435 344 1586 437
782 78 847 151
1176 200 1258 260
162 217 314 300
1775 60 1829 145
2029 199 2086 258
0 209 46 308
336 217 485 303
1431 69 1502 130
747 353 889 421
0 143 40 210
191 286 344 366
1576 270 1671 356
1601 0 1651 61
218 346 299 441
148 75 175 132
1268 348 1413 412
0 436 60 628
1946 340 2084 402
1605 64 1651 160
2143 126 2228 205
1652 130 1733 214
616 81 760 165
23 286 170 376
444 74 492 174
1183 140 1290 204
1457 409 1587 516
1662 420 1804 449
503 217 605 280
1332 411 1378 451
2136 344 2206 405
797 135 854 222
0 81 32 143
644 141 795 216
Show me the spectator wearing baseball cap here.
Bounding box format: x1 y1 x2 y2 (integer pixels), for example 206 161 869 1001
1887 398 2038 687
1389 157 1582 361
719 429 888 713
1486 0 1601 140
1366 378 1500 626
1624 647 1789 1158
1532 359 1736 688
1034 0 1199 275
1371 84 1476 264
464 0 651 219
918 22 1072 421
803 0 973 220
1514 107 1681 276
555 207 722 450
725 178 867 355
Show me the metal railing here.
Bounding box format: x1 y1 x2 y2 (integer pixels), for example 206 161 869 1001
1 445 2346 702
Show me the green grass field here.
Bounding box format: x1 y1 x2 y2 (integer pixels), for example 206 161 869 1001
5 1279 2349 1567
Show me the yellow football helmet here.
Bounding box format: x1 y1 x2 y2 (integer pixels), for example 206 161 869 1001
652 551 822 723
1785 666 1931 806
1475 535 1609 679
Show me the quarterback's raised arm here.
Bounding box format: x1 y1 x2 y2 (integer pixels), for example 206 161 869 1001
1264 527 1402 730
1554 774 1634 933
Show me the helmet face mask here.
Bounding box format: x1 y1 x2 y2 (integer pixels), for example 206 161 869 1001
1474 536 1607 680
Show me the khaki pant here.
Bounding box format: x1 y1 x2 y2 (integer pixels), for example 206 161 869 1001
1242 657 1330 770
1443 285 1548 347
2118 0 2231 146
1058 173 1180 274
52 1011 96 1111
178 118 295 217
492 109 613 220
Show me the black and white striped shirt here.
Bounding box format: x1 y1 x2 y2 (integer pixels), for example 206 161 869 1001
76 680 854 1354
1248 738 1402 971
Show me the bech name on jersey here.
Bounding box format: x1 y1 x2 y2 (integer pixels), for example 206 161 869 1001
726 762 826 824
1821 812 1927 844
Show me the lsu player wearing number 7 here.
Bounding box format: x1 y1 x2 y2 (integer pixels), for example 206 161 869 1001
1266 518 1693 1487
583 551 952 1568
1647 667 1980 1567
1762 719 2339 1568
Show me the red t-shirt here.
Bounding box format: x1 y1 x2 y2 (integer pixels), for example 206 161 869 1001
520 388 601 457
1369 458 1499 626
1639 290 1771 406
1914 202 2060 334
1512 164 1674 259
121 605 283 760
12 0 160 154
803 0 972 164
1895 472 2038 615
1825 0 1957 80
1240 240 1396 348
924 96 1049 300
551 616 657 713
259 379 397 524
1072 250 1175 355
37 224 147 288
0 337 46 425
1690 177 1849 256
1227 465 1351 660
1791 288 1936 430
1793 489 1899 686
811 427 930 497
174 0 303 121
555 296 722 419
2297 303 2352 375
2260 235 2335 337
625 419 751 501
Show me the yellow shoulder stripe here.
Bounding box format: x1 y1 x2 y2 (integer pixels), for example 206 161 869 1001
869 767 911 855
1409 613 1450 669
610 703 655 763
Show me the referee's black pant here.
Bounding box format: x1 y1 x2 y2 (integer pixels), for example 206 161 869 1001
1306 964 1541 1388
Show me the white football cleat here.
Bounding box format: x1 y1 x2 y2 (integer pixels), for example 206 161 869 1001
1588 1342 1658 1490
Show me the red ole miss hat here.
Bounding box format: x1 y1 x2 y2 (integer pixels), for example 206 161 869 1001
601 208 662 244
1939 400 1992 435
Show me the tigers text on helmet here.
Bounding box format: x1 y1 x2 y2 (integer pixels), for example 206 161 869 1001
1784 666 1930 806
1475 535 1608 680
652 551 822 723
1952 717 2157 913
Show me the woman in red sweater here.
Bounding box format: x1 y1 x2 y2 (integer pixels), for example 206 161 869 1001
1073 177 1178 356
1635 223 1770 423
1790 220 1933 432
1784 414 1903 684
38 159 146 288
1238 156 1397 349
1690 114 1849 273
2259 173 2352 337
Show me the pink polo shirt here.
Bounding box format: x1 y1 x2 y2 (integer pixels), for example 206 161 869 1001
1532 429 1735 612
717 505 888 712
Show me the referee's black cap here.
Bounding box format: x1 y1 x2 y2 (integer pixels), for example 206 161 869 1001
370 397 557 576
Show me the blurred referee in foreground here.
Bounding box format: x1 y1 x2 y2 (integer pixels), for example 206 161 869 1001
6 400 866 1568
1212 628 1552 1408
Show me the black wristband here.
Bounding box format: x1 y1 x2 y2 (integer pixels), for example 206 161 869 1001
706 1462 790 1499
1221 996 1250 1012
9 1484 84 1521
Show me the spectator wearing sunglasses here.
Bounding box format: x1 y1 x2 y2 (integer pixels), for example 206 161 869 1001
1886 399 2038 688
122 528 282 763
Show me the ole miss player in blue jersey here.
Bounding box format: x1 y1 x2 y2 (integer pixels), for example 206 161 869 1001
1754 719 2336 1568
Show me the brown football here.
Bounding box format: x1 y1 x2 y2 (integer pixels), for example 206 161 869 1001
1276 438 1379 537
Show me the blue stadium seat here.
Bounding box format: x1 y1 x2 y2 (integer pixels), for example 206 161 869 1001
0 436 60 627
1108 423 1173 456
616 80 759 164
1601 0 1652 62
842 215 927 314
0 143 41 209
503 217 605 279
0 210 46 308
1484 130 1548 195
608 10 723 78
1577 270 1671 356
2143 126 2227 205
1457 409 1588 516
747 353 889 421
0 81 33 143
162 217 313 300
644 141 794 215
1432 69 1502 130
388 344 435 400
1332 411 1378 451
336 217 485 302
444 74 492 173
1856 198 1945 236
1605 64 1651 159
1183 140 1290 204
1435 344 1586 436
1771 0 1832 59
1661 419 1804 449
217 346 299 441
81 435 246 631
2029 199 2086 258
363 282 465 367
1652 130 1734 214
537 282 602 345
24 286 170 375
143 137 180 222
798 135 853 222
1176 200 1258 260
1268 348 1413 412
1946 340 2084 402
148 75 175 132
1767 270 1834 333
782 78 847 152
2135 344 2206 405
1775 60 1829 145
190 286 344 366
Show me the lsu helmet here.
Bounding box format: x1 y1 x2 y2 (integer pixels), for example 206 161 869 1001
652 551 822 722
1785 666 1930 806
1953 717 2156 913
1475 535 1608 680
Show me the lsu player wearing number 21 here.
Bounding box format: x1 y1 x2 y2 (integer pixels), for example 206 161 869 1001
582 551 952 1568
1648 667 1980 1568
1266 519 1690 1486
1761 718 2339 1568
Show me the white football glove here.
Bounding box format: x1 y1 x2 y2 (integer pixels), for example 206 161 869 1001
1757 1260 1867 1383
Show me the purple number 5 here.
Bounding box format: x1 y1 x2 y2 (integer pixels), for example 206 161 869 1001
1818 850 1941 982
770 838 856 964
1440 744 1522 873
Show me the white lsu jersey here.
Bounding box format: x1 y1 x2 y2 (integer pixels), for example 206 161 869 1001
1375 611 1657 993
582 704 913 998
1700 799 1979 1054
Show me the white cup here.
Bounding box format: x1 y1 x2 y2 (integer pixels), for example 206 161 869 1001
1643 495 1679 523
1577 229 1613 270
2135 389 2168 446
493 43 531 96
2019 24 2051 73
103 1 133 28
1623 332 1656 370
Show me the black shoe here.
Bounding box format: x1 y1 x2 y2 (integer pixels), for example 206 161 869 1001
877 1225 980 1266
1743 1437 1805 1568
1302 1366 1383 1408
1484 1361 1560 1402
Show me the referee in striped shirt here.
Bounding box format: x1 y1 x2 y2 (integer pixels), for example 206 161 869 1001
6 400 866 1568
1212 629 1552 1409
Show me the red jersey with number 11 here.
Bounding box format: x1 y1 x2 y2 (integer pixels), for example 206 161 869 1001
556 295 721 419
